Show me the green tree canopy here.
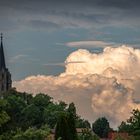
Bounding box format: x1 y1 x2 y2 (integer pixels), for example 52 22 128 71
118 121 133 133
92 117 110 138
118 109 140 140
55 112 78 140
31 93 52 108
0 90 91 139
0 99 10 128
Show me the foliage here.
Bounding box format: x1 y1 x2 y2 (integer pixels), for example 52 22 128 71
127 109 140 132
43 102 67 128
7 95 26 126
118 121 133 133
118 109 140 140
114 135 125 140
92 117 110 138
55 112 78 140
31 93 52 107
68 103 91 129
76 118 91 128
13 125 50 140
55 113 70 140
78 128 99 140
68 114 78 139
0 89 90 139
92 134 100 140
67 103 76 116
0 99 10 128
133 136 140 140
21 104 43 129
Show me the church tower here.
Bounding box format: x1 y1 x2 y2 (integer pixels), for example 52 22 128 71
0 33 12 92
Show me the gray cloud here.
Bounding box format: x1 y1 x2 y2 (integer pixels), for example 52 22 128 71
1 0 140 9
44 61 85 67
0 0 140 31
27 19 61 30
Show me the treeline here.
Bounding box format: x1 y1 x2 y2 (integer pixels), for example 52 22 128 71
0 89 91 140
0 89 140 140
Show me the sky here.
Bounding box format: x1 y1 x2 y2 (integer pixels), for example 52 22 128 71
1 0 140 128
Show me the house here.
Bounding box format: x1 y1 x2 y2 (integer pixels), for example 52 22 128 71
108 132 131 140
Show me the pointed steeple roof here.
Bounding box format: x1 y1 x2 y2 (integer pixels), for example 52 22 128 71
0 33 6 70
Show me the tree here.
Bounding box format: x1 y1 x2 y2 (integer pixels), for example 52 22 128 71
68 103 91 129
5 94 27 126
13 125 50 140
21 104 43 129
32 93 52 108
67 103 76 117
67 103 78 140
118 109 140 140
43 102 67 128
68 113 78 140
0 90 90 140
55 112 78 140
0 99 10 130
118 121 132 133
55 113 71 140
92 117 110 138
127 109 140 138
127 109 140 131
78 128 99 140
76 118 91 128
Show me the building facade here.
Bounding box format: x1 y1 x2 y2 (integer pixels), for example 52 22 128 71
0 33 12 92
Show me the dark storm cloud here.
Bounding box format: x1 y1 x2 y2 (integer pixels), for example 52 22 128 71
92 0 140 9
0 0 140 31
1 0 140 9
28 20 61 30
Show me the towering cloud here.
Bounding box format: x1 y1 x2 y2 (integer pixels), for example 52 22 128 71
14 45 140 128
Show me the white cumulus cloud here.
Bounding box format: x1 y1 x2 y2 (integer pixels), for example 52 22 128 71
13 45 140 128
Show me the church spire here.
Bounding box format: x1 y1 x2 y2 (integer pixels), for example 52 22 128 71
0 33 6 70
1 33 2 42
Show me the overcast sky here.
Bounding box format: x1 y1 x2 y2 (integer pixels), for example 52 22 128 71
1 0 140 80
